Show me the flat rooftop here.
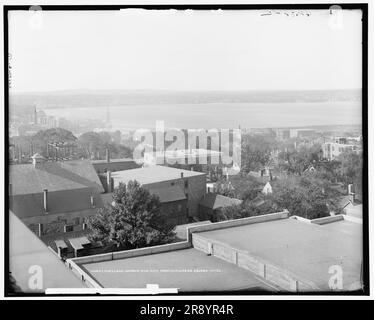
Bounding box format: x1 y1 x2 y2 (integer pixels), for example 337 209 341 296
79 248 274 292
196 218 362 291
111 165 205 186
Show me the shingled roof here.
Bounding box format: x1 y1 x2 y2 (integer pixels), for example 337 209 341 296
10 188 104 218
9 160 105 195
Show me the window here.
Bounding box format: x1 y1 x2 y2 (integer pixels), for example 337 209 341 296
64 225 74 233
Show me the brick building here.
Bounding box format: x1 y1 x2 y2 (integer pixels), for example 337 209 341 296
109 166 206 222
9 154 105 236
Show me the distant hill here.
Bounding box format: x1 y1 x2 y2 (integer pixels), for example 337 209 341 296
9 89 361 109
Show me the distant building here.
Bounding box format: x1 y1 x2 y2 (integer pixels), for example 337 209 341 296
322 142 361 161
262 182 273 195
248 166 274 181
109 166 206 222
275 128 291 140
143 148 223 172
290 128 316 139
199 193 242 221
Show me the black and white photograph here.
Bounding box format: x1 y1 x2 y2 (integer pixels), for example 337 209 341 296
2 1 371 304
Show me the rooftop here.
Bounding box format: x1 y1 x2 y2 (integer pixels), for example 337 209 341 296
79 248 273 292
10 187 104 218
199 193 242 210
196 218 362 291
10 160 104 195
9 212 84 293
111 165 205 186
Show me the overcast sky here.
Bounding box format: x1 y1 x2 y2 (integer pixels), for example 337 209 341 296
8 9 362 93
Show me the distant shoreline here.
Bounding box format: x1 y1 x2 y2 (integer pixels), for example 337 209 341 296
9 89 362 109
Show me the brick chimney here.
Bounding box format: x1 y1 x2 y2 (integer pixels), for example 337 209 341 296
43 189 48 212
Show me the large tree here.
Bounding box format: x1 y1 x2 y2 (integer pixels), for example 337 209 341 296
269 175 339 219
277 143 322 176
217 175 340 221
11 128 78 160
86 181 176 249
336 150 363 194
241 134 277 173
78 131 132 160
33 127 77 143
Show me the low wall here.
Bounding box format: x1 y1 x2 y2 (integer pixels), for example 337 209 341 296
290 214 354 225
68 211 291 287
71 241 191 265
192 231 319 292
343 214 363 224
187 210 289 242
310 215 344 225
66 259 102 288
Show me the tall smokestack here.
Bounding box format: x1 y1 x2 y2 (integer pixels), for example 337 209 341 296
106 148 110 163
107 171 112 193
43 189 48 212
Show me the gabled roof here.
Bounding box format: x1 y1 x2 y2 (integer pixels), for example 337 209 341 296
10 160 104 195
199 193 242 210
148 186 186 203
